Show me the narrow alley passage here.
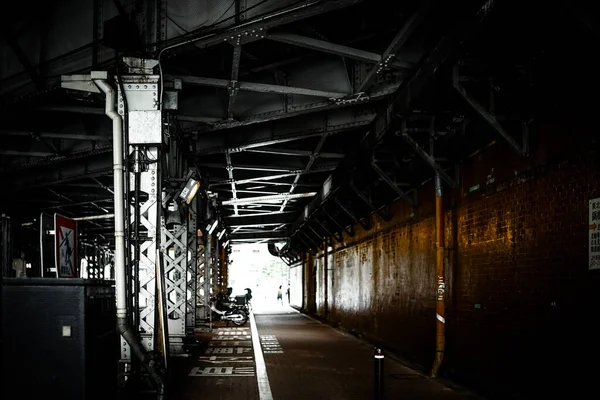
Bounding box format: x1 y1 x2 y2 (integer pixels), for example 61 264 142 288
170 304 482 400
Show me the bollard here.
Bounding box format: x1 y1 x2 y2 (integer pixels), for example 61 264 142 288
374 347 384 400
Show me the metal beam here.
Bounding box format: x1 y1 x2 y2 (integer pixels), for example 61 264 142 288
187 83 397 133
288 0 499 241
162 0 366 53
0 130 110 141
0 150 54 157
222 192 317 206
0 26 43 89
168 74 349 99
244 147 344 159
357 5 429 93
230 231 289 240
227 44 243 119
279 134 326 212
266 32 413 70
223 212 296 227
214 188 289 195
0 152 112 191
196 162 299 172
36 105 105 114
229 222 291 228
196 109 375 155
209 165 336 186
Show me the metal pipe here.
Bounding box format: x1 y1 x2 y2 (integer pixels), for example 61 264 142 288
94 79 127 317
430 172 446 378
94 78 165 398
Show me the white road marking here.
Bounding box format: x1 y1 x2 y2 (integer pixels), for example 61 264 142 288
250 312 274 400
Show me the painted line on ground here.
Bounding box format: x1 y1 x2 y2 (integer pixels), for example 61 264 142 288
250 311 274 400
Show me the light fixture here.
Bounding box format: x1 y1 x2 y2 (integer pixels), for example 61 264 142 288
217 228 226 240
206 220 219 235
179 175 200 205
223 239 230 247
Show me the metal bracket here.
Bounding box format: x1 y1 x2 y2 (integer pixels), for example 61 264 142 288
349 180 391 221
60 71 107 93
294 233 316 255
314 218 342 243
401 130 458 189
334 196 370 230
300 227 323 250
322 206 353 238
371 160 416 207
453 62 530 157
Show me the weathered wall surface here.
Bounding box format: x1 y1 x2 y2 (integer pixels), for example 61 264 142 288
302 107 600 398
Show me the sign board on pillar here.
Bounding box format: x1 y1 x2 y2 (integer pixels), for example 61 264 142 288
589 197 600 270
55 214 78 277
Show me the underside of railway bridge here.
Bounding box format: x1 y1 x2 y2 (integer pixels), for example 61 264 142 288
1 0 599 399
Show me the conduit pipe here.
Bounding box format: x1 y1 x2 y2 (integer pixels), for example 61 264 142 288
430 173 446 377
94 78 166 398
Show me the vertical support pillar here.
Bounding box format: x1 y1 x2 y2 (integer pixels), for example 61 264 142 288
204 232 213 308
160 216 187 353
219 245 228 292
125 147 160 359
117 58 163 362
194 194 209 324
186 193 198 333
211 234 219 295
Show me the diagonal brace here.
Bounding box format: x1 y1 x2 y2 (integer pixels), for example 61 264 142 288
371 161 415 207
452 63 529 156
322 207 353 238
314 217 342 243
401 132 458 189
350 181 391 221
335 196 369 230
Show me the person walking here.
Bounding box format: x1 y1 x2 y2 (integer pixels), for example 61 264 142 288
286 284 290 304
277 285 283 305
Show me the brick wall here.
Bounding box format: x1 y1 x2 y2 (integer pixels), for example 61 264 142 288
307 121 600 398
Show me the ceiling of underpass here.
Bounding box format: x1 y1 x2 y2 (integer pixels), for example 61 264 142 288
0 0 598 256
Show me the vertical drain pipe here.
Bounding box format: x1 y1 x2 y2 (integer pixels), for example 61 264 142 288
94 78 165 398
430 172 446 378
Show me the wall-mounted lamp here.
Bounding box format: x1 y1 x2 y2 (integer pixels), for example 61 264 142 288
217 228 226 240
179 175 200 205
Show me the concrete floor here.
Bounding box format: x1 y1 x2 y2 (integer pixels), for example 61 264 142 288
167 300 483 400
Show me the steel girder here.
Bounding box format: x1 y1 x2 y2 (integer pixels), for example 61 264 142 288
194 107 376 154
285 0 501 252
0 148 113 191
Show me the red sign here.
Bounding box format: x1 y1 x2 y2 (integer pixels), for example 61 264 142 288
55 214 78 278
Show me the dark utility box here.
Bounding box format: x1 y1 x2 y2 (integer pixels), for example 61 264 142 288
2 278 118 399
